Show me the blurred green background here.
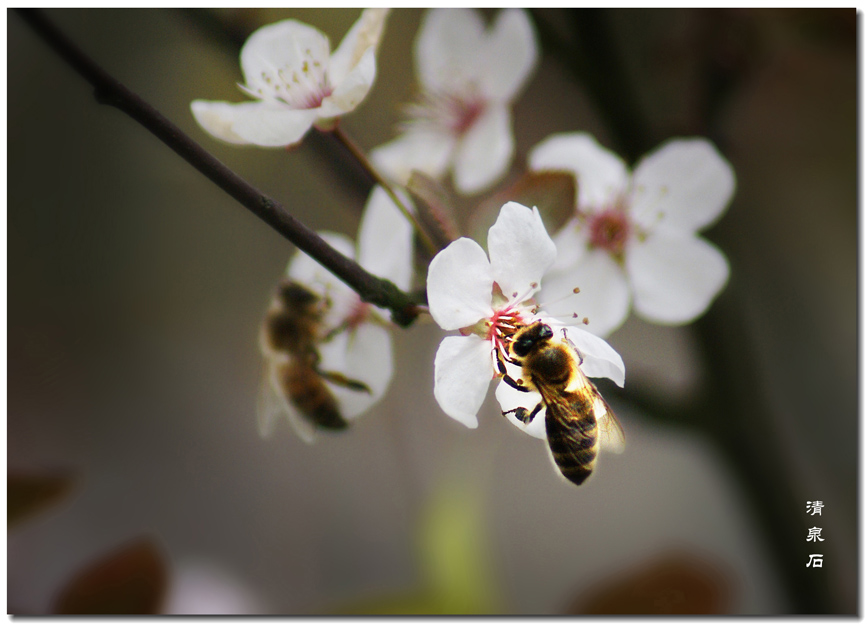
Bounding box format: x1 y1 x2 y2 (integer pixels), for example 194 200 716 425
8 8 857 614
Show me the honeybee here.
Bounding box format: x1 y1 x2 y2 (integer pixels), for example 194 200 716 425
258 279 371 442
497 320 624 485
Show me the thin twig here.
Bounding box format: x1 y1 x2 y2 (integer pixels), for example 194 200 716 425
14 8 419 327
331 125 441 256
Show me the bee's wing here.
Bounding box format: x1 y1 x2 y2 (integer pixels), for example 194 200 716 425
593 393 625 454
257 364 317 444
256 373 280 439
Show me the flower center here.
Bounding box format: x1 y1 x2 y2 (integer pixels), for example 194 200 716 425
587 207 631 256
403 89 487 137
247 50 334 110
459 283 538 371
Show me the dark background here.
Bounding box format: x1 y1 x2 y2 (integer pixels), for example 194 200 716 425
8 8 858 614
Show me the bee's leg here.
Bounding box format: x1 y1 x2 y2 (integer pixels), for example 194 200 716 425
502 373 532 393
495 352 532 393
503 402 543 425
560 328 584 365
318 369 372 394
493 346 522 368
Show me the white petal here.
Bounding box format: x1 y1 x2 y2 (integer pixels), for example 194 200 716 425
370 128 455 186
329 8 390 86
627 230 730 325
191 100 317 147
548 218 589 273
357 186 414 292
322 324 393 420
529 132 629 210
478 9 538 101
487 202 556 300
426 238 494 330
190 100 253 145
240 19 330 96
630 138 736 233
415 8 486 93
539 250 631 339
554 323 626 387
494 378 547 439
452 104 514 195
433 335 494 429
318 47 376 119
286 232 358 328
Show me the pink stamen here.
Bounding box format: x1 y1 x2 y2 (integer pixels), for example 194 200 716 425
449 97 485 135
587 207 631 256
300 85 333 109
403 90 487 138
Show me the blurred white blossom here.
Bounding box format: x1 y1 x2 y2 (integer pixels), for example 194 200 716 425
427 202 624 433
259 186 413 441
191 9 389 147
371 8 538 195
165 559 267 615
530 133 736 337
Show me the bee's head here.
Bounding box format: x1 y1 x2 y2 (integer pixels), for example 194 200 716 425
279 280 320 309
511 321 554 357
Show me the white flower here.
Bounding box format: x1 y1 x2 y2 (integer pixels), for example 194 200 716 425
371 8 538 195
192 9 389 148
427 202 625 435
259 185 413 441
529 133 736 338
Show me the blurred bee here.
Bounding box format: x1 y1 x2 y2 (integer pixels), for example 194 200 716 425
497 320 624 485
258 279 370 442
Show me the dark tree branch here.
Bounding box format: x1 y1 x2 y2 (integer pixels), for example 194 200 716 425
14 8 420 327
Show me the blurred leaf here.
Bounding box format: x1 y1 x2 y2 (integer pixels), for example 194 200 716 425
52 537 169 615
8 469 76 528
416 480 499 614
406 171 461 253
566 552 732 614
331 477 501 615
469 171 576 245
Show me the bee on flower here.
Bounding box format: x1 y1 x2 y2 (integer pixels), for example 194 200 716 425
426 202 625 483
258 186 413 442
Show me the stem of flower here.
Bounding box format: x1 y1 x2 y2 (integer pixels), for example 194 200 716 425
330 125 441 256
14 8 420 328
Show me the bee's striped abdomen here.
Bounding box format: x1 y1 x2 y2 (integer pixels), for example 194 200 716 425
544 396 599 486
279 362 348 430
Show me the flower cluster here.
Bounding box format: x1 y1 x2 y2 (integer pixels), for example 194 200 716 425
190 9 736 466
